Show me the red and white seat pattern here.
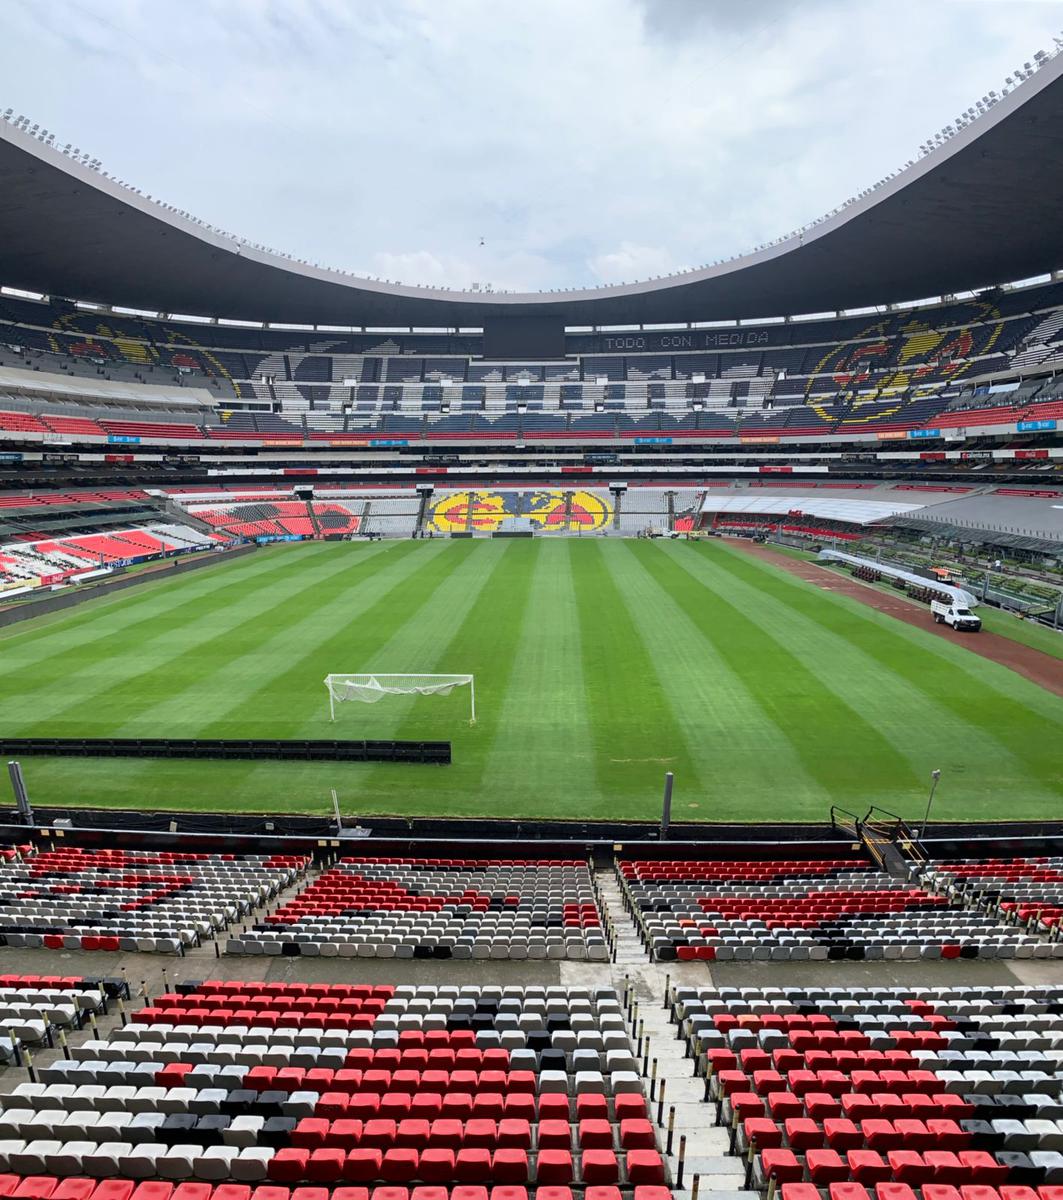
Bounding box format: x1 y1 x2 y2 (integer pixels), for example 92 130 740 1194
0 524 216 588
0 982 668 1195
676 985 1063 1197
230 860 606 960
0 850 308 955
619 860 1058 962
0 974 125 1065
184 503 359 540
0 1180 676 1200
920 859 1063 934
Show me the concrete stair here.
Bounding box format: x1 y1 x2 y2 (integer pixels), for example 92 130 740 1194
558 869 756 1199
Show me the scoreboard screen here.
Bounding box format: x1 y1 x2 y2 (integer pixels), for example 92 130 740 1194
483 316 566 360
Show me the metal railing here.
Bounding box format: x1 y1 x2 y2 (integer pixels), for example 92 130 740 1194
830 804 927 869
862 806 928 867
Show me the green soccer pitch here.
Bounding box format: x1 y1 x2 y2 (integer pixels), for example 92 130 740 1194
1 538 1060 823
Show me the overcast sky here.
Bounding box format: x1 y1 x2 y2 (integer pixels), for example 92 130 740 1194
2 0 1062 292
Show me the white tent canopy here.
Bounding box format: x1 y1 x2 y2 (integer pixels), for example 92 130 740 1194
324 673 476 722
817 550 979 607
699 494 927 524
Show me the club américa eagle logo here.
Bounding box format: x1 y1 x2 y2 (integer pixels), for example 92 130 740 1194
428 490 612 533
429 491 510 532
804 302 1005 421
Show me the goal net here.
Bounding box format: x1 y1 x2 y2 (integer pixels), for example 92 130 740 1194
324 673 476 723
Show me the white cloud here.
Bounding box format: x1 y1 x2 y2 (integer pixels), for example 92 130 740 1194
1 0 1061 294
588 243 677 285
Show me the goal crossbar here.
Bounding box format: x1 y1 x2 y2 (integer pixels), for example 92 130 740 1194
324 673 476 723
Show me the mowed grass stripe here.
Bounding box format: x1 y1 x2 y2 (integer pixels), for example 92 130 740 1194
111 539 438 738
202 539 480 740
340 540 537 811
0 545 347 728
616 540 830 816
2 542 405 735
226 540 503 800
694 543 1059 807
708 541 1063 802
374 539 538 792
482 541 597 809
5 539 1059 821
0 542 321 659
0 542 349 699
671 544 1055 806
570 540 700 799
328 542 520 811
642 541 921 802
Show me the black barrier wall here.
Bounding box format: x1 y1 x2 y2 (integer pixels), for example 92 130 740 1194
0 545 257 629
0 737 450 765
0 820 1061 867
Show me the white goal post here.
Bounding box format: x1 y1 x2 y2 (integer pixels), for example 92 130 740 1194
324 673 476 723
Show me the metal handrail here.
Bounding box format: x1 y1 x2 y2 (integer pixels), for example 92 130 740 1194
830 806 862 836
861 805 928 866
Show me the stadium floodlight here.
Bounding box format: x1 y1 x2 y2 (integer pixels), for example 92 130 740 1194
324 674 476 724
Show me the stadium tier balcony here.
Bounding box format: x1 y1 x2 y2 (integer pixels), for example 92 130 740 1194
618 860 1062 962
0 982 667 1192
674 984 1063 1196
2 281 1063 390
229 859 607 960
0 849 309 955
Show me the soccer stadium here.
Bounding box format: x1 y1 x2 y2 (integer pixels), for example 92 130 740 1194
0 7 1062 1200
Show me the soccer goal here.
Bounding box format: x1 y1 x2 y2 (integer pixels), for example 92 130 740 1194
324 673 476 723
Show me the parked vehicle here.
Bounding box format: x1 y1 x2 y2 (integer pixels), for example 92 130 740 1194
931 599 982 632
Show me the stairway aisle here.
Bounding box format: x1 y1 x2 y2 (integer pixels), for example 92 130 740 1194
557 867 754 1200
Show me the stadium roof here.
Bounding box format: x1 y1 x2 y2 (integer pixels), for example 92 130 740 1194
3 55 1063 329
